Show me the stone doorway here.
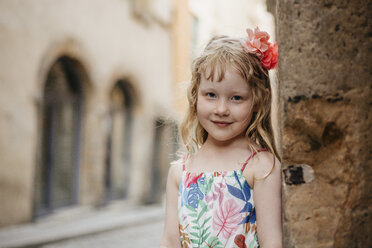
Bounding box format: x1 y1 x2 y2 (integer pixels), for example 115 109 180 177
104 80 134 202
34 56 84 217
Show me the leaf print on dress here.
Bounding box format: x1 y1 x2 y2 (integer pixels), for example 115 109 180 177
187 182 204 208
226 182 252 219
188 200 212 246
241 208 257 234
213 198 242 239
227 171 255 229
204 236 223 248
198 175 214 196
247 233 259 248
205 182 226 209
229 171 251 203
180 224 191 248
179 170 260 248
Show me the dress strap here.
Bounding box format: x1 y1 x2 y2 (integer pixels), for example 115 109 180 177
240 148 269 172
182 155 186 171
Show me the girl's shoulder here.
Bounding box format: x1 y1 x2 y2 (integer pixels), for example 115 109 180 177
169 157 185 186
249 149 281 182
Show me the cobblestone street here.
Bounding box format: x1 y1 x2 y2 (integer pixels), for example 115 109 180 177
42 218 164 248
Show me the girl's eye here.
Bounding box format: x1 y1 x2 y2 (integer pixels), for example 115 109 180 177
231 95 242 101
206 92 216 98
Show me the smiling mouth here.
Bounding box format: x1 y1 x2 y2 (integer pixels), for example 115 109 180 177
212 121 232 127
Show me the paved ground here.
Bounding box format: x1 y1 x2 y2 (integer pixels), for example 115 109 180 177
0 203 165 248
41 219 164 248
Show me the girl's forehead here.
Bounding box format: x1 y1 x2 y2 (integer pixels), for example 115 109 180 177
202 63 245 81
200 69 251 92
201 66 246 84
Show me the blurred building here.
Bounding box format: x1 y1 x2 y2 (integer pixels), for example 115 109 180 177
0 0 182 227
189 0 275 56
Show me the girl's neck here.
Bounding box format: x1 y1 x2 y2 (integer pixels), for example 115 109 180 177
188 136 258 172
200 135 253 155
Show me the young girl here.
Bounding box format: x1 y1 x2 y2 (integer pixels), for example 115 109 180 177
159 27 282 248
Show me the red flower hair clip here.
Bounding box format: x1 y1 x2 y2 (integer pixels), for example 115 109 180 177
240 27 278 70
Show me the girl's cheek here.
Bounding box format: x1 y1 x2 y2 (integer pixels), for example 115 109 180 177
197 98 212 110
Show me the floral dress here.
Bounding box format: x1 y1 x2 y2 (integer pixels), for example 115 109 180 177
178 148 267 248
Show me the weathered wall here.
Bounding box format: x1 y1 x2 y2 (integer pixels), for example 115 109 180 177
277 0 372 247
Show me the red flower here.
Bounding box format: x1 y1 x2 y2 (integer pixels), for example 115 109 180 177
240 27 270 57
234 234 247 248
261 42 278 69
240 27 278 70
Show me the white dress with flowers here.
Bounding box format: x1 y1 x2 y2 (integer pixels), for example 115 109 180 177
178 148 267 248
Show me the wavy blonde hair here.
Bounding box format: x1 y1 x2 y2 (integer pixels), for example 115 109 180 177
180 36 281 179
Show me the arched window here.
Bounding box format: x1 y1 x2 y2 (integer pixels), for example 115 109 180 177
34 56 84 216
104 80 134 202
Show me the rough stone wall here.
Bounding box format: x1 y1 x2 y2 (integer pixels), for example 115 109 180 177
277 0 372 247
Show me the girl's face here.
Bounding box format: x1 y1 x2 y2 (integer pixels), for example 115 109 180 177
197 66 254 145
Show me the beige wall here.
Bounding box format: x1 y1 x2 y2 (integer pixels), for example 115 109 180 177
0 0 176 226
171 0 191 118
189 0 275 55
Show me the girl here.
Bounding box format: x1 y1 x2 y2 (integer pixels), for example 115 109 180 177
159 27 282 248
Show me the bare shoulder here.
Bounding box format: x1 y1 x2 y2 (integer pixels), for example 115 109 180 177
251 150 282 181
169 158 184 186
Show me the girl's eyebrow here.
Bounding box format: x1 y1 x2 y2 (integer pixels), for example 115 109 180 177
230 90 250 95
199 86 215 91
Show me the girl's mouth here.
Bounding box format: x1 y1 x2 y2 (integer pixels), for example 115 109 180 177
212 121 232 127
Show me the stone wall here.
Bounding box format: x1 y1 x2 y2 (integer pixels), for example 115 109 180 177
277 0 372 247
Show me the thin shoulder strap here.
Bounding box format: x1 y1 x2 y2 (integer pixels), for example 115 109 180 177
182 155 186 171
240 148 268 172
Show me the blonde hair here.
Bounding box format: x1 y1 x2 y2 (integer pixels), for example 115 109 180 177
180 36 281 179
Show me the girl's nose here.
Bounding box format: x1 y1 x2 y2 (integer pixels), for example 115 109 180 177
214 99 230 116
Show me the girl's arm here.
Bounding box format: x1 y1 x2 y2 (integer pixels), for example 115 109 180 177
253 152 282 248
159 163 182 248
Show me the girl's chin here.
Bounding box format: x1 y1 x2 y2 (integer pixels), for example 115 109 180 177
206 134 247 145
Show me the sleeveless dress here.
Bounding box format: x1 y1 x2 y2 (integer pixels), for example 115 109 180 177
178 148 267 248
